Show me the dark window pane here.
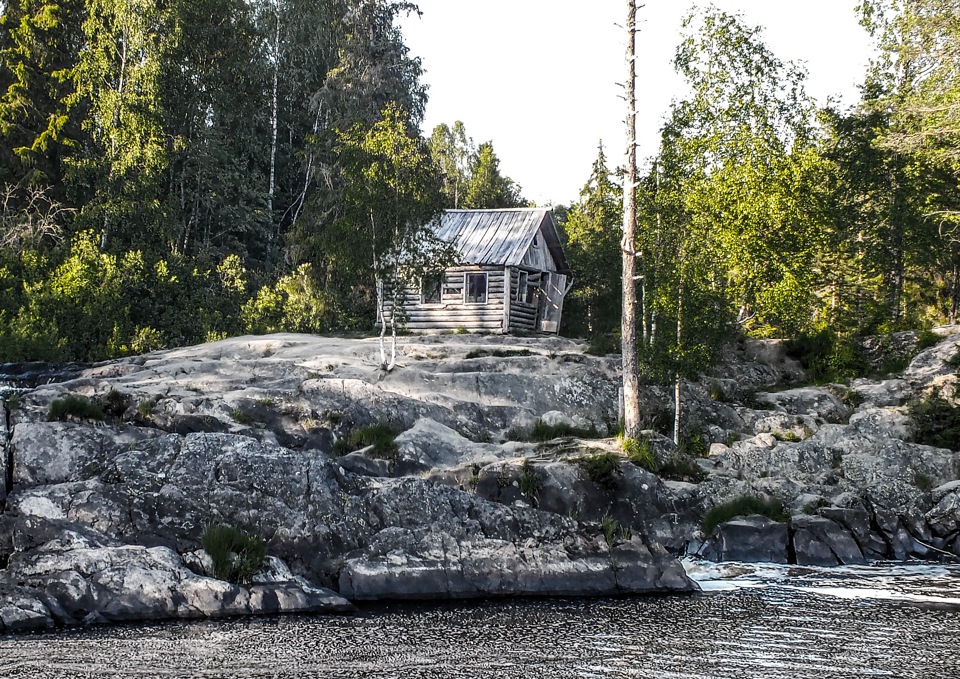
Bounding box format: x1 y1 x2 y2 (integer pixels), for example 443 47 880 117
466 273 487 303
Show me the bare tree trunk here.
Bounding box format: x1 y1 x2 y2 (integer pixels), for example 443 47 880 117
267 4 281 245
621 0 641 439
674 275 684 445
371 210 387 369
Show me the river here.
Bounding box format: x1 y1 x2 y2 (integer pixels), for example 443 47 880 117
2 561 958 678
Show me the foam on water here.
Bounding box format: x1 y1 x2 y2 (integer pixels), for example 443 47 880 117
684 558 960 605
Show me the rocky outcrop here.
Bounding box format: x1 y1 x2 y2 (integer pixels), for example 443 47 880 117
0 335 699 631
3 328 960 630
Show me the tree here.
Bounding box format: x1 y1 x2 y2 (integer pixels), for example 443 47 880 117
462 141 524 209
427 120 472 208
620 0 641 439
67 0 173 250
856 0 960 325
334 103 451 369
669 7 822 336
562 143 621 337
0 0 85 190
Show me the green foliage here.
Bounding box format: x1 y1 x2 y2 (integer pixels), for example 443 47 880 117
461 142 524 209
909 394 960 451
658 456 707 483
4 394 21 411
48 394 104 421
584 333 619 356
201 523 266 584
916 329 941 351
506 419 599 442
785 328 868 383
601 514 629 548
561 144 622 338
333 422 401 459
519 459 542 500
679 432 709 458
623 437 658 473
574 452 622 489
702 495 789 535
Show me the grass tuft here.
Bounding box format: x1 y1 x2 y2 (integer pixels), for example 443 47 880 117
333 422 401 459
574 452 622 489
519 459 542 500
623 437 658 473
702 495 788 534
48 395 105 422
201 523 266 584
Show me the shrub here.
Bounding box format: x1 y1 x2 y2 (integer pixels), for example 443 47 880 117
201 523 266 584
909 395 960 451
48 394 104 421
702 495 788 534
786 328 867 383
623 437 658 473
333 422 401 459
916 329 941 351
585 334 618 356
574 452 621 489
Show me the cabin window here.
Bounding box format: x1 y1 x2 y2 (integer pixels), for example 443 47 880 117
465 272 488 304
516 272 528 302
420 273 442 304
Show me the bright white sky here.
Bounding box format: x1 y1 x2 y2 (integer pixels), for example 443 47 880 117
400 1 876 206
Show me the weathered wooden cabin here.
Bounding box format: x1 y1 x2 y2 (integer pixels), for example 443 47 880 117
390 208 572 334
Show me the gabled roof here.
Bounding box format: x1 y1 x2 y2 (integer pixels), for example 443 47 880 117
434 208 571 274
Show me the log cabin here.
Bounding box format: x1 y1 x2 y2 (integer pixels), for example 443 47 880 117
387 208 573 334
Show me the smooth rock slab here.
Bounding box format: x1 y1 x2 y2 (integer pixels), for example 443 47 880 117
4 544 353 626
338 530 694 600
791 515 865 566
705 516 789 564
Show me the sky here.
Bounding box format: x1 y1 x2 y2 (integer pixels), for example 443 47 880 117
399 1 876 207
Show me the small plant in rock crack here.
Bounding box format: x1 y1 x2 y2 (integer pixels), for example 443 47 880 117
623 437 658 474
519 459 543 500
201 523 266 584
601 515 630 548
574 453 622 490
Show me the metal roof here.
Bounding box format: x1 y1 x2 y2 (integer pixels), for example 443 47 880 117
434 208 570 273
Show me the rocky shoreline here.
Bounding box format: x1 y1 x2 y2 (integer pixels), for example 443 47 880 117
1 329 958 633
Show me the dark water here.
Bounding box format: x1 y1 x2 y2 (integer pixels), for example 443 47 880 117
2 562 959 678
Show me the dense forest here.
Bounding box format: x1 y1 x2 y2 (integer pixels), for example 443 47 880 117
0 0 958 377
0 0 522 361
563 0 960 386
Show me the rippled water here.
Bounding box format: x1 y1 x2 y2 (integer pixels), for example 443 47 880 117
3 562 959 678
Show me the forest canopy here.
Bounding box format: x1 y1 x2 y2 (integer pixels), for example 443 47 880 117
0 0 957 366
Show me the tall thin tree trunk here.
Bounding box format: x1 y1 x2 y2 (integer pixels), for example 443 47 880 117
674 274 684 445
621 0 641 439
267 4 281 245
